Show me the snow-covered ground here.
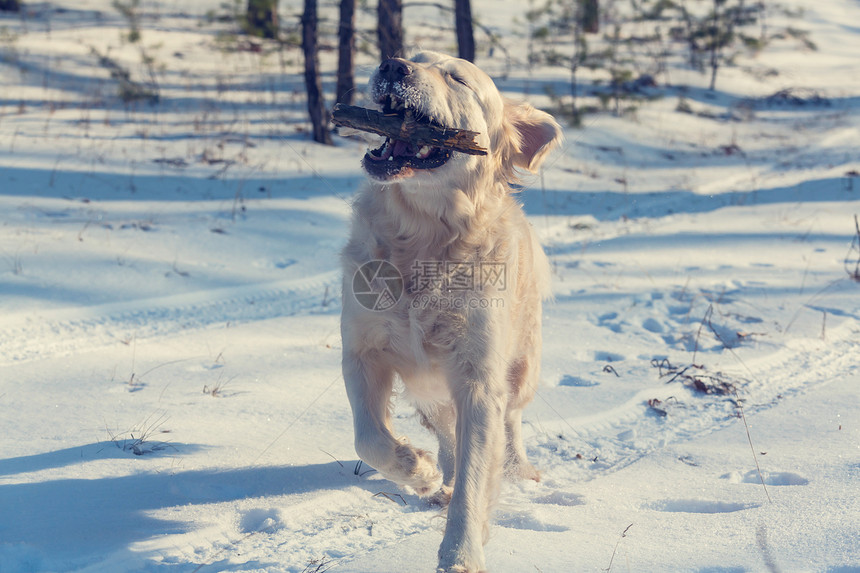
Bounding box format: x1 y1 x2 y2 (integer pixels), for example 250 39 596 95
1 0 858 571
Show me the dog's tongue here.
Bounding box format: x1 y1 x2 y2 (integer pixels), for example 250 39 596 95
392 139 415 157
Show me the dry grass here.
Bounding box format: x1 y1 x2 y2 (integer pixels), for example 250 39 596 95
650 358 739 396
105 411 173 456
846 214 860 282
301 556 336 573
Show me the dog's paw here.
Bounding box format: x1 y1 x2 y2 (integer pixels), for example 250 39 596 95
436 566 487 573
428 484 453 507
506 460 541 482
394 443 442 496
519 463 541 483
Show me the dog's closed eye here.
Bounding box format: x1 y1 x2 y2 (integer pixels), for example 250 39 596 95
445 71 470 88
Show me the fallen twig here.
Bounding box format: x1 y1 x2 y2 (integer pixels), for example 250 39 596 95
373 491 408 505
331 104 487 156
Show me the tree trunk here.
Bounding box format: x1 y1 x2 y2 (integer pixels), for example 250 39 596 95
570 16 584 125
377 0 403 60
455 0 475 62
708 0 720 91
302 0 333 145
336 0 356 105
246 0 279 39
582 0 599 34
0 0 21 11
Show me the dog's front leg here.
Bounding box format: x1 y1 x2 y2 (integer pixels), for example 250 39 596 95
342 351 441 495
437 368 507 573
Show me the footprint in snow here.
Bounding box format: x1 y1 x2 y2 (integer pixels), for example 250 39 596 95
533 491 585 507
595 350 624 363
721 470 809 486
495 509 570 532
668 305 692 316
559 374 599 388
648 499 760 514
642 317 664 333
595 311 624 333
240 508 283 534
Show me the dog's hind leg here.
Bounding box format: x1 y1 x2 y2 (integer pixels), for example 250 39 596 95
502 357 541 481
503 407 540 482
343 352 441 495
418 402 457 506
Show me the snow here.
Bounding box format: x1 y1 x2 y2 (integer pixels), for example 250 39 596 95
1 0 859 571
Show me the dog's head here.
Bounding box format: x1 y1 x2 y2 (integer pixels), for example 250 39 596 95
363 52 562 191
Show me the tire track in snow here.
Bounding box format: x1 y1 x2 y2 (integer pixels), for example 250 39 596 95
0 271 341 366
528 316 860 482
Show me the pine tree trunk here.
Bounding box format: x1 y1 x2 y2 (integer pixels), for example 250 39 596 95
302 0 333 145
377 0 403 60
336 0 356 105
246 0 279 39
455 0 475 62
709 0 720 91
582 0 599 34
0 0 21 11
570 19 583 125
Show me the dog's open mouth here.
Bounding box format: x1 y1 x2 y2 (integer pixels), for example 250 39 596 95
362 95 453 180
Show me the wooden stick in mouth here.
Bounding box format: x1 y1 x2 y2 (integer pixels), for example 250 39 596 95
331 103 488 156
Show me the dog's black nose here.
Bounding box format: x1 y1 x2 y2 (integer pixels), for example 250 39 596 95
379 58 412 82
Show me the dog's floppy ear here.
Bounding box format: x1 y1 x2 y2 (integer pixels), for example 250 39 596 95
504 101 563 173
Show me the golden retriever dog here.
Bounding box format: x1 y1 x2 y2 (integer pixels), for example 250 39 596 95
341 52 562 572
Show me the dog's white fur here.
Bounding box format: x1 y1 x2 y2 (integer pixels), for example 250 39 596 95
341 52 562 572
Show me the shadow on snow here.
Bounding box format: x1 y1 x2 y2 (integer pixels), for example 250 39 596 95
0 453 389 566
519 175 857 221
